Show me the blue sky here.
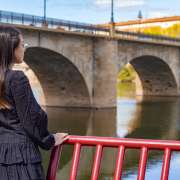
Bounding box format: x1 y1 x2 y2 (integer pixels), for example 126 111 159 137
0 0 179 24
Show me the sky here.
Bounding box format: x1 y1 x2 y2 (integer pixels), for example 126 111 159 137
0 0 179 24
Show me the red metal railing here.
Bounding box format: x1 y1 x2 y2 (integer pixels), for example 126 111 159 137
46 135 180 180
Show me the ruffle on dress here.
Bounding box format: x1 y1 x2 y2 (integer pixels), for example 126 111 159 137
0 142 42 165
0 163 45 180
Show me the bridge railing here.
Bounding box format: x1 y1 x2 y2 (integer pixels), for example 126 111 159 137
46 135 180 180
0 10 180 45
115 30 180 44
0 10 109 35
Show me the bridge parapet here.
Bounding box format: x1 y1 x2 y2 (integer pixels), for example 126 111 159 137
0 10 180 47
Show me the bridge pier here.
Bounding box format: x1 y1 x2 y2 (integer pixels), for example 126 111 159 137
92 39 119 108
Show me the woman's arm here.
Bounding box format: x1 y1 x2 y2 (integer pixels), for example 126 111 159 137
10 70 55 150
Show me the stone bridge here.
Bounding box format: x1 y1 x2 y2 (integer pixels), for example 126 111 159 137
12 25 180 108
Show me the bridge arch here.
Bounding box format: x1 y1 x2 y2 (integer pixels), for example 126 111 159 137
24 47 91 107
128 55 178 96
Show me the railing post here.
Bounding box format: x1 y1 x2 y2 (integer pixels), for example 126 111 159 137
161 148 171 180
137 147 148 180
46 145 63 180
91 144 103 180
32 16 35 26
70 143 81 180
114 145 125 180
0 11 2 22
11 12 13 24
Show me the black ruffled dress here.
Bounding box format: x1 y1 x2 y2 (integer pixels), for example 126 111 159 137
0 69 55 180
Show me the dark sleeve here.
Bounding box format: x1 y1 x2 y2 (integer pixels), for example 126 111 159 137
10 71 55 150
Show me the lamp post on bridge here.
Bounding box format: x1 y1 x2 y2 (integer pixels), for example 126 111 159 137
43 0 48 26
111 0 114 23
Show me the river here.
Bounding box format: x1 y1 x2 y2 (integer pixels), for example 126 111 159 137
41 84 180 179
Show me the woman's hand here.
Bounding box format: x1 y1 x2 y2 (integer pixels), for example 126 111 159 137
53 133 69 146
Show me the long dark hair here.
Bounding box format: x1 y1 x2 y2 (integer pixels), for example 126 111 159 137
0 25 21 109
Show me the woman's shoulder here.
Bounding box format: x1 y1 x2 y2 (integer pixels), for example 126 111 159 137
7 69 28 83
4 70 29 93
7 69 25 77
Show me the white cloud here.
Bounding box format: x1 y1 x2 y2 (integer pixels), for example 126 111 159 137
95 0 145 7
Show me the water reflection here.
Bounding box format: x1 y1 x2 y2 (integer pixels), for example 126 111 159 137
41 96 180 179
116 98 141 137
126 96 179 140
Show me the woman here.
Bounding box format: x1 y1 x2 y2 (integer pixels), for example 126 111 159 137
0 25 68 179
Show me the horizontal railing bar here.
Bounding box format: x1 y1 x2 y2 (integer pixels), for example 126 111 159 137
115 30 180 42
66 136 180 150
